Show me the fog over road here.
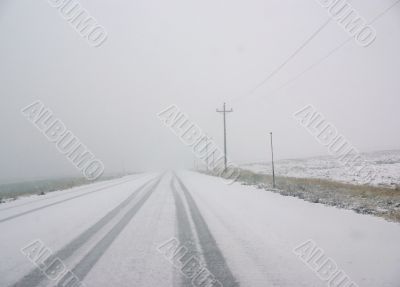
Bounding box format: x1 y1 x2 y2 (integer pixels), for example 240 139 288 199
0 172 399 287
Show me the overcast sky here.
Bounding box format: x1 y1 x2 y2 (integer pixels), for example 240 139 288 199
0 0 399 182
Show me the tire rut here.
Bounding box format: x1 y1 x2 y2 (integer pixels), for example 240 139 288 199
0 177 142 224
62 176 162 284
171 179 200 287
173 174 239 287
0 175 142 213
12 176 160 287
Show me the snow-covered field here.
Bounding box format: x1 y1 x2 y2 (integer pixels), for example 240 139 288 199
241 150 400 188
0 171 399 287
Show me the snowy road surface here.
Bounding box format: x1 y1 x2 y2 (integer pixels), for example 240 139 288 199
0 172 399 287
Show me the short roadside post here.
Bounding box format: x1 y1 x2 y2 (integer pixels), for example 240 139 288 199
269 132 276 188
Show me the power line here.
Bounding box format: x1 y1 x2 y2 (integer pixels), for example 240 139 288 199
231 17 332 103
242 0 400 103
371 0 400 22
248 18 332 95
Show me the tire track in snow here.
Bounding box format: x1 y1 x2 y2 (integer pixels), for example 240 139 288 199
171 178 200 287
173 174 239 287
11 175 160 287
62 176 163 284
0 175 142 213
0 176 141 224
130 175 172 286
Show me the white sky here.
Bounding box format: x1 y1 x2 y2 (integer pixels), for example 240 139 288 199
1 0 399 181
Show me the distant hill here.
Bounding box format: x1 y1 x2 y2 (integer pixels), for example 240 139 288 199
241 150 400 188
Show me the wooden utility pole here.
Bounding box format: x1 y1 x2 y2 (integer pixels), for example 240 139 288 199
270 132 276 188
216 103 233 170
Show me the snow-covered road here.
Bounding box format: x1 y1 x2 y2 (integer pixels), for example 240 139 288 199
1 172 399 287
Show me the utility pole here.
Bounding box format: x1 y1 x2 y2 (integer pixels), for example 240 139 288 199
269 132 276 188
216 103 233 171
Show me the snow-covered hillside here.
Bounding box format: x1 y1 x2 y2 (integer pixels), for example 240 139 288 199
241 150 400 188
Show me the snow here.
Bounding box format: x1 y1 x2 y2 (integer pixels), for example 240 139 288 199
241 150 400 187
178 171 400 287
82 173 177 287
0 171 399 287
0 174 141 211
0 173 156 286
